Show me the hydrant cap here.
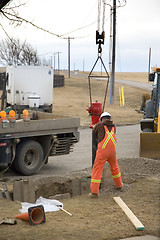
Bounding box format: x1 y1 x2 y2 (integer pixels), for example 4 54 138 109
100 112 111 121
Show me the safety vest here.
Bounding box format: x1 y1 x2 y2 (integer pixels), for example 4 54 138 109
101 126 116 149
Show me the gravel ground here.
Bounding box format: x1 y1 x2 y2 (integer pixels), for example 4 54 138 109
0 158 160 240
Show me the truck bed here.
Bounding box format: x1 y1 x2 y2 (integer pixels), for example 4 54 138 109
0 112 80 175
0 112 80 139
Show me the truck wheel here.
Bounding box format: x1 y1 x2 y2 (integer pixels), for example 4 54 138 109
14 140 44 175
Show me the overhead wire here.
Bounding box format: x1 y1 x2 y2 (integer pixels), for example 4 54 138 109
60 0 97 38
0 1 98 63
1 0 127 40
80 0 97 26
114 0 127 73
103 0 127 73
115 0 127 72
0 0 127 66
59 22 96 38
0 1 98 40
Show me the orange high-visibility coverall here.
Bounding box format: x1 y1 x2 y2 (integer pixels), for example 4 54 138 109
90 125 122 194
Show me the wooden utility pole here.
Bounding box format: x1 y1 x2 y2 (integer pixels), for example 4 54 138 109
57 51 62 74
66 37 74 78
54 53 56 70
148 47 151 81
68 37 70 78
50 56 52 66
110 0 116 104
53 52 62 72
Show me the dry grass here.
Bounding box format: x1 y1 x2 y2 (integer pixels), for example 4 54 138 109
82 71 148 82
53 72 150 126
0 71 150 126
115 72 148 82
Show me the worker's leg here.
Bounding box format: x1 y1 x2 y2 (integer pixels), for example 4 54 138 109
107 156 122 188
90 155 106 194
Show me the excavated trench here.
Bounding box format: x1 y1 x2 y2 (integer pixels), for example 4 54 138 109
1 157 160 202
32 158 160 201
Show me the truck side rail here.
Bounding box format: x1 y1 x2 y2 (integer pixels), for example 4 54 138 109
0 118 80 139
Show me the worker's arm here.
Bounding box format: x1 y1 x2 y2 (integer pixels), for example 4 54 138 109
93 122 102 134
93 122 105 144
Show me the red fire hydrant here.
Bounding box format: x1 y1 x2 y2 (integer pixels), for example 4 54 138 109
86 101 102 128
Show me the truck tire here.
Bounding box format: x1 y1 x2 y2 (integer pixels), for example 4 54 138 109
14 140 44 175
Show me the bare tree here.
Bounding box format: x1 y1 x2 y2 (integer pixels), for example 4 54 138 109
21 41 39 65
0 1 60 37
0 37 40 66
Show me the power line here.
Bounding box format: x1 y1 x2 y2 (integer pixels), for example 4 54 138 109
59 22 96 38
1 9 94 40
60 0 124 38
1 0 127 41
38 51 56 56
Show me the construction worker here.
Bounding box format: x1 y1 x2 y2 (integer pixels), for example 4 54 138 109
90 112 123 197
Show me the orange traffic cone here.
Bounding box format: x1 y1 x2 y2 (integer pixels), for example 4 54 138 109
15 212 29 221
15 205 46 225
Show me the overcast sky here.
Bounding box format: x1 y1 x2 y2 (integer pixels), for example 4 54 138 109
1 0 160 72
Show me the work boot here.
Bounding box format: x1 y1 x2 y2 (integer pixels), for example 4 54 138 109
116 183 124 191
88 193 98 198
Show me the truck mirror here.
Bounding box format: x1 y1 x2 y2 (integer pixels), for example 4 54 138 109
149 73 155 82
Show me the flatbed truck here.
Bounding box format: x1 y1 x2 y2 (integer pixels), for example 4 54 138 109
0 112 80 175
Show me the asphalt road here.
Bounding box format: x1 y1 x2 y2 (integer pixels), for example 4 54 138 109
71 71 153 91
116 79 152 91
3 124 141 180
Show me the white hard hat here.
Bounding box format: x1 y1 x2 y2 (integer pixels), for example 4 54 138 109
100 112 111 121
